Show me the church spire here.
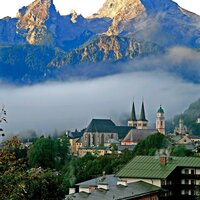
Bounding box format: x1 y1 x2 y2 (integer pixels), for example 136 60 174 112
131 101 137 121
139 101 147 121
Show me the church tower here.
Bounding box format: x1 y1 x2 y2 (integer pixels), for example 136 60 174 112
128 101 137 127
156 105 165 134
137 101 148 129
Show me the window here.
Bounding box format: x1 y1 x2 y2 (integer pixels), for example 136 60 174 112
191 169 195 175
185 169 189 174
185 179 189 185
191 180 195 185
191 190 195 196
161 179 166 185
185 189 189 195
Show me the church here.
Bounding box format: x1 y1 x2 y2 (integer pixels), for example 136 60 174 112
83 101 166 147
68 100 166 155
122 101 165 145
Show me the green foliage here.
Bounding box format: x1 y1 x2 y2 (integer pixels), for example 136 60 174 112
0 137 66 200
28 137 69 169
133 133 168 156
170 145 193 157
62 150 134 187
28 138 56 168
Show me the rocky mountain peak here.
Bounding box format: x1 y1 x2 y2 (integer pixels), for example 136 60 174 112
94 0 178 19
70 10 78 23
16 0 58 44
94 0 145 20
92 0 192 36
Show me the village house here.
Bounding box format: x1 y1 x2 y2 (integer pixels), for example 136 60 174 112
66 179 161 200
117 155 200 200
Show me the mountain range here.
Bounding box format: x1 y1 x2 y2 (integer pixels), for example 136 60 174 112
0 0 200 84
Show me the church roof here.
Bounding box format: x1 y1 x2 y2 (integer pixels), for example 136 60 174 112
130 101 137 121
86 119 117 133
85 119 134 138
139 102 148 121
157 106 164 113
116 126 134 138
122 129 157 143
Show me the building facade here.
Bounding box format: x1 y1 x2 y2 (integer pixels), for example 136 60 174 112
156 106 165 134
117 155 200 200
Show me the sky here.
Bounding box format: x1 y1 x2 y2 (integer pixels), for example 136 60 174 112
0 0 200 19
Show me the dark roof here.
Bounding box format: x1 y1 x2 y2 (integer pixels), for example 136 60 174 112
79 146 109 150
139 101 148 121
86 119 117 133
116 126 134 139
67 181 160 200
118 145 136 151
117 156 200 179
157 106 164 113
122 129 157 143
131 101 137 121
68 129 84 139
104 139 120 145
76 175 118 187
190 135 200 139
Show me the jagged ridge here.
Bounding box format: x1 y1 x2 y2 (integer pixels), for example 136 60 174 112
49 35 161 66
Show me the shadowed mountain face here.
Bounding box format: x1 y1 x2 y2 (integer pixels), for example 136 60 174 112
0 0 111 48
93 0 200 47
0 0 200 84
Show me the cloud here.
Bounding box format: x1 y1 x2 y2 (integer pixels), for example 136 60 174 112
0 70 199 139
120 47 200 83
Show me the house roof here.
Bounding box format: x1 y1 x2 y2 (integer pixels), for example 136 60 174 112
118 145 136 151
104 139 120 145
79 146 109 150
86 119 117 133
67 181 160 200
117 156 200 179
68 129 84 139
122 129 157 143
190 135 200 139
76 175 118 187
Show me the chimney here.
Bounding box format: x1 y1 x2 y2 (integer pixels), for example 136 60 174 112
69 188 76 195
117 180 128 187
160 155 167 165
97 183 109 190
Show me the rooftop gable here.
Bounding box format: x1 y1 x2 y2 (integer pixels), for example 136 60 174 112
122 129 157 143
85 119 117 133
